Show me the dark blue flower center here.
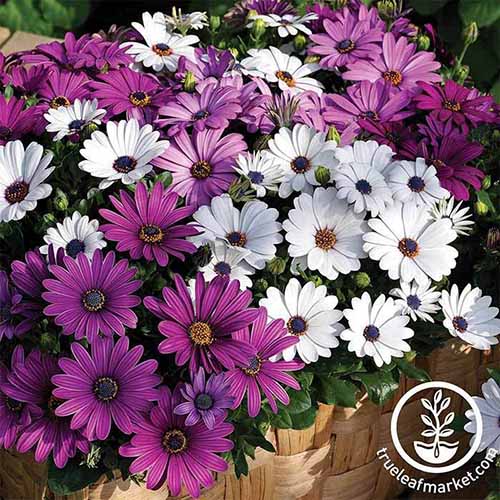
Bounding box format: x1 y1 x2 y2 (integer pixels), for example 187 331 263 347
47 395 63 415
452 316 468 333
242 355 262 376
361 110 379 120
0 305 12 323
5 181 29 204
291 156 311 173
287 316 307 336
5 396 23 413
0 126 12 140
226 231 247 247
406 294 421 310
248 170 264 184
398 238 419 257
407 176 425 193
163 429 187 453
65 239 85 258
194 393 214 410
363 324 380 341
355 179 372 195
113 155 137 174
337 39 355 53
193 110 209 120
82 288 106 312
214 261 232 276
139 224 164 244
153 43 173 56
68 119 86 131
93 377 119 401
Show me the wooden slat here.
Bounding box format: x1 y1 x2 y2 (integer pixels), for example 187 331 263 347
0 27 11 49
1 30 55 54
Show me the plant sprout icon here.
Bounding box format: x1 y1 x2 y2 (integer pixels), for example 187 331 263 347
413 390 460 464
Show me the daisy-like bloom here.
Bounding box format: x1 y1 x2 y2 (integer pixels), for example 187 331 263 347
42 250 142 342
390 279 441 322
465 378 500 452
283 187 368 280
174 369 234 429
124 12 199 72
260 279 344 364
152 128 246 208
0 140 54 222
240 47 324 96
266 123 337 198
341 292 414 367
53 336 161 441
226 307 303 416
343 32 441 94
309 14 383 69
119 385 233 496
430 197 473 236
192 194 282 270
198 242 255 290
79 119 169 190
250 13 317 38
144 273 258 374
234 151 283 197
333 140 394 216
387 158 449 207
99 181 198 266
0 95 41 145
247 0 296 17
440 284 500 350
157 83 242 136
359 120 414 153
165 8 209 32
90 68 171 125
363 202 458 285
44 98 106 142
40 211 106 259
1 350 90 468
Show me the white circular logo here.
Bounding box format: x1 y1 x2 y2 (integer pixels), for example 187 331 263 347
390 381 483 474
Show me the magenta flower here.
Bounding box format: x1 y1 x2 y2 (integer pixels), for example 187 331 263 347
343 32 441 93
90 68 171 125
174 369 234 429
9 65 50 97
144 273 258 374
176 46 235 83
153 128 246 208
306 3 339 34
99 182 198 267
358 119 415 152
52 336 161 441
0 95 40 144
119 385 233 496
309 15 383 68
157 83 242 136
247 0 296 16
42 250 142 342
1 350 90 468
225 308 303 418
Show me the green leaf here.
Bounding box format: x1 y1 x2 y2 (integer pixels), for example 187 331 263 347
40 0 90 31
319 377 358 408
351 371 400 406
290 406 318 430
410 0 450 15
449 414 468 432
395 359 431 382
233 449 249 478
477 190 497 214
240 433 275 454
0 0 52 35
47 457 107 495
268 408 292 428
487 367 500 385
459 0 500 27
284 388 311 414
294 371 314 390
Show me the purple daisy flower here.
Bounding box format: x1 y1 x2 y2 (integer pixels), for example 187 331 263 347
309 14 383 69
174 369 234 429
9 65 50 97
84 39 132 71
119 385 234 496
0 95 40 144
343 32 441 93
358 119 415 153
42 250 142 342
0 271 32 342
225 307 303 418
1 349 90 468
157 83 242 136
391 17 418 39
144 273 258 374
152 128 246 208
306 4 338 34
99 181 198 267
176 46 235 84
323 80 413 145
52 336 161 441
247 0 296 16
90 68 171 125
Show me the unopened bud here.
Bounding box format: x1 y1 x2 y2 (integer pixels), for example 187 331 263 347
294 34 307 51
315 166 330 186
266 257 286 275
192 244 212 268
474 200 489 216
327 126 341 144
377 0 397 20
304 55 320 64
417 34 431 51
252 18 267 39
229 47 239 59
183 71 196 92
454 64 470 83
54 188 69 211
254 278 269 293
210 16 221 31
482 175 491 190
463 22 479 46
354 272 371 289
254 134 272 151
486 227 500 251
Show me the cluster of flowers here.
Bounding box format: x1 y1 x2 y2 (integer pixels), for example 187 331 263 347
0 0 499 497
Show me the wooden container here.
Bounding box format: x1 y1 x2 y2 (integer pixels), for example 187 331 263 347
479 344 500 386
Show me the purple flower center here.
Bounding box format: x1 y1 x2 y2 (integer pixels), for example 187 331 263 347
163 429 187 453
5 396 23 413
190 160 212 179
139 224 164 244
82 288 106 312
0 305 12 323
93 377 119 401
113 155 137 174
194 393 214 410
444 99 461 112
153 43 173 56
248 170 264 184
406 294 421 310
287 316 307 336
398 238 419 258
363 324 380 341
452 316 468 333
361 110 379 121
337 39 355 53
65 239 85 258
226 231 247 247
188 321 213 346
129 91 151 107
383 70 403 86
214 261 232 276
242 355 262 376
5 181 29 205
68 119 86 131
47 395 63 415
315 228 336 251
291 156 311 173
193 110 209 120
355 179 372 195
407 176 425 193
275 70 295 87
50 95 70 109
0 126 12 140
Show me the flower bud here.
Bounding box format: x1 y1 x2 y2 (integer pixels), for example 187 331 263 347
254 278 269 293
354 272 371 289
53 188 69 211
315 166 330 186
183 71 196 92
42 213 56 226
229 47 239 59
192 244 212 268
252 18 267 39
266 257 286 275
254 134 272 151
210 15 221 31
482 175 491 190
416 34 431 51
294 34 307 51
327 126 341 144
463 22 479 46
474 200 489 216
308 275 323 287
304 55 320 64
486 228 500 251
454 64 469 83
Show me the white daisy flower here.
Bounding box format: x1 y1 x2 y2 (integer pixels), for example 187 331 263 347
283 186 368 280
440 284 500 350
44 99 106 142
266 124 337 198
465 378 500 452
430 196 474 236
390 279 441 322
249 13 317 38
198 241 254 290
79 119 169 190
388 158 449 207
165 9 208 32
341 292 414 367
40 211 106 259
240 47 323 95
333 140 394 216
0 141 54 222
363 201 458 285
260 278 343 364
192 194 283 270
234 151 283 197
124 12 199 72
